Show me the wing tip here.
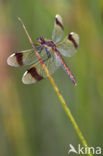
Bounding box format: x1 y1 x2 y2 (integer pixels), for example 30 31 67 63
55 14 62 19
7 54 18 67
55 14 64 30
22 71 31 84
7 55 12 66
22 71 28 84
68 32 80 48
22 70 37 84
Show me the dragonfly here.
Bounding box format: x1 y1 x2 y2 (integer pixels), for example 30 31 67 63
7 14 79 85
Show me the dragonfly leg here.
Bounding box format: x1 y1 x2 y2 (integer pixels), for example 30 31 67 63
38 47 43 53
43 48 51 62
46 48 51 58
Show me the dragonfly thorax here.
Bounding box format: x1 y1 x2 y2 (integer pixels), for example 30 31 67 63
37 36 57 51
45 40 56 48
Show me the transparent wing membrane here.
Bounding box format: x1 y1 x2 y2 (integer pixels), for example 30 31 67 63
57 32 79 57
52 14 64 43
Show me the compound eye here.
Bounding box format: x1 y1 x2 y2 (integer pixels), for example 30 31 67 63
36 37 41 44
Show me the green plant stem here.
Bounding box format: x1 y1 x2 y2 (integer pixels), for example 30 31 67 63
18 17 93 156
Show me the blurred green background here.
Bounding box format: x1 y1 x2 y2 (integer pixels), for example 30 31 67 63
0 0 103 155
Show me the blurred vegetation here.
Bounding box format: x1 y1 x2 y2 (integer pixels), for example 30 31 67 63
0 0 103 156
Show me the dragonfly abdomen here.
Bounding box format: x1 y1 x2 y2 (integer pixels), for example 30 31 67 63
54 48 77 85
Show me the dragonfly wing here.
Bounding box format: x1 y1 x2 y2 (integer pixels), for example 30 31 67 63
57 32 80 57
22 52 61 84
7 45 45 67
52 14 64 43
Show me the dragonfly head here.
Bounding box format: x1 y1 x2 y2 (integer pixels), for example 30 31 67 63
36 36 45 45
